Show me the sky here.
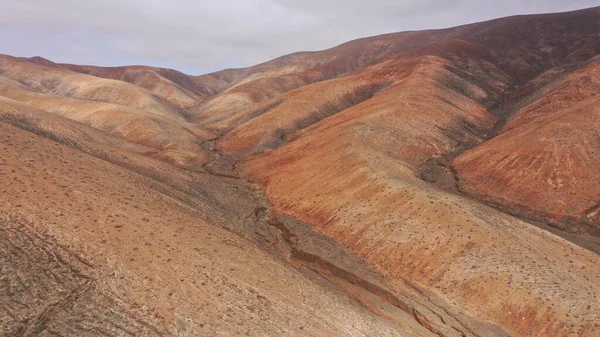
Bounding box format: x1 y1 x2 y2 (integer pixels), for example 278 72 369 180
0 0 598 75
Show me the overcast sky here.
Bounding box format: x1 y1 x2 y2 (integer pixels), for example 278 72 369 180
0 0 598 75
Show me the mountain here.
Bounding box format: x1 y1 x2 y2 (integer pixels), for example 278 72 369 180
1 6 600 337
453 56 600 235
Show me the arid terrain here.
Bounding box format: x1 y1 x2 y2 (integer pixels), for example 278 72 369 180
1 6 600 337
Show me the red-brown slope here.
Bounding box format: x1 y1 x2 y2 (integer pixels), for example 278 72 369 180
195 7 600 128
219 55 502 157
453 57 600 234
238 51 600 336
234 7 600 337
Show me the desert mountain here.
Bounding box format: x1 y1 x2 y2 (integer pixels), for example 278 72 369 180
1 6 600 337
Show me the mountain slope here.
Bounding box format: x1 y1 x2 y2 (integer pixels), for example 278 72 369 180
453 56 600 235
0 55 190 120
231 7 600 337
191 6 599 129
0 56 215 168
1 6 600 337
0 118 410 337
240 53 600 337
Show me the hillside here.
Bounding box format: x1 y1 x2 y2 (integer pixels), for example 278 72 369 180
453 56 600 235
1 6 600 337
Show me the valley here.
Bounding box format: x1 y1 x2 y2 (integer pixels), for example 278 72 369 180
1 6 600 337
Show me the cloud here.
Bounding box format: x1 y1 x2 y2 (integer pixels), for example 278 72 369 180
0 0 597 74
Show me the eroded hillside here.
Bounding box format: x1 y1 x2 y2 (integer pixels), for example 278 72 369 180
453 56 600 235
2 6 600 337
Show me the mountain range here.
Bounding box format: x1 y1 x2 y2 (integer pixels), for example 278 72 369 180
1 6 600 337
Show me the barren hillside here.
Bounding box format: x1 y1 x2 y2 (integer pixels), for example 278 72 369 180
1 6 600 337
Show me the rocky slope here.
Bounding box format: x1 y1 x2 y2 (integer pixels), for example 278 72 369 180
1 6 600 337
453 56 600 235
